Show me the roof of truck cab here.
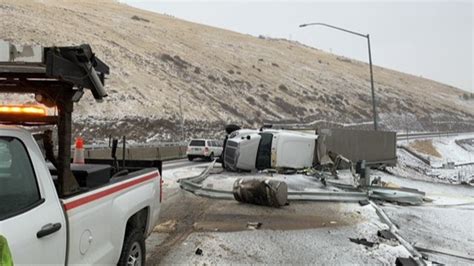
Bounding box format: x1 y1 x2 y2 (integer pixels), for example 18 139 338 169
0 125 31 132
0 125 34 139
0 125 22 130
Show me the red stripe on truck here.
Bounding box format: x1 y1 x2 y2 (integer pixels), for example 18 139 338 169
64 172 159 211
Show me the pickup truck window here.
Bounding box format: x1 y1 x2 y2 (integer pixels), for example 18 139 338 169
0 137 41 221
256 133 273 170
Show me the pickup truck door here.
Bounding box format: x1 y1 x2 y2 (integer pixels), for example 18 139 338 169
0 136 67 264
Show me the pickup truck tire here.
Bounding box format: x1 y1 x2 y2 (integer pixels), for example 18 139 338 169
118 229 145 266
187 155 194 161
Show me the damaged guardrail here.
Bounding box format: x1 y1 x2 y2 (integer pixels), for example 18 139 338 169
178 163 426 206
370 201 426 266
178 161 367 203
369 186 425 205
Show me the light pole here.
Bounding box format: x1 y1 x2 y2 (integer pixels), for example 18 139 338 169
178 94 185 142
299 22 378 131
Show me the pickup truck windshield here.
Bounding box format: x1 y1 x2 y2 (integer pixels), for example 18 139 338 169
0 137 41 220
190 140 205 146
256 133 273 170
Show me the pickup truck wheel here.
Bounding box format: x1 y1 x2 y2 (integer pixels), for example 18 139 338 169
118 229 145 266
188 155 194 161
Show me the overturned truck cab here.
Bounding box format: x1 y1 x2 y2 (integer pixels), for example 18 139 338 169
223 129 318 171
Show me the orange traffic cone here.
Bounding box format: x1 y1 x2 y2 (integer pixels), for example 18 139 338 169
73 137 85 164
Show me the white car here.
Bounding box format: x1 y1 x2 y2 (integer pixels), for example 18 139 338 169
187 139 223 161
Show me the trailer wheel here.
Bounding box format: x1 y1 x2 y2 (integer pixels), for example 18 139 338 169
118 229 145 266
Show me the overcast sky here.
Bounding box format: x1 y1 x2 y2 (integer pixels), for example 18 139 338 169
122 0 473 93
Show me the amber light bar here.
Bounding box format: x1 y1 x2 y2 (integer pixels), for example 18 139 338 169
0 105 47 116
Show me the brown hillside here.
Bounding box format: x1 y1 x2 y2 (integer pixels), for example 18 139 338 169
1 0 473 141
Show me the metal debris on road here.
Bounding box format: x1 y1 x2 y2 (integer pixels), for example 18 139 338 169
377 230 397 241
349 238 375 248
358 199 370 206
395 256 417 266
195 248 203 256
233 178 288 207
153 219 177 233
414 245 474 261
177 157 428 207
247 222 262 230
369 186 425 206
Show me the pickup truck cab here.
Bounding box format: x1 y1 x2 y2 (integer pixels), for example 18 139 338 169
0 126 162 265
223 129 318 171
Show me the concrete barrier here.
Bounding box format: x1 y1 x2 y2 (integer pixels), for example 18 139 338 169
84 145 187 161
87 149 113 159
397 146 431 165
129 147 159 160
158 146 181 161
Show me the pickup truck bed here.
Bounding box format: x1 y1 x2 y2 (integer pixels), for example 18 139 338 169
62 167 161 264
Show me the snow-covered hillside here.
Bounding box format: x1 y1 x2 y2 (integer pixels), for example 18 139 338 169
1 0 473 141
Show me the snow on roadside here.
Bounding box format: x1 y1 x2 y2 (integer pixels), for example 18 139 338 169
373 170 474 205
399 134 474 166
161 164 207 189
393 134 474 184
159 203 412 265
430 134 474 165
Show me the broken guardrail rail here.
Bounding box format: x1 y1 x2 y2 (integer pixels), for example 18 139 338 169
178 162 425 205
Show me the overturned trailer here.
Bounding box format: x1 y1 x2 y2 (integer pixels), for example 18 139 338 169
317 128 397 167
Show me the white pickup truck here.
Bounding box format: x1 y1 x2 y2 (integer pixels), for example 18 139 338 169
0 126 162 265
223 128 318 171
0 42 162 265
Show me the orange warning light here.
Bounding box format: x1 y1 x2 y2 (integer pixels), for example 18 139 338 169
0 105 47 116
